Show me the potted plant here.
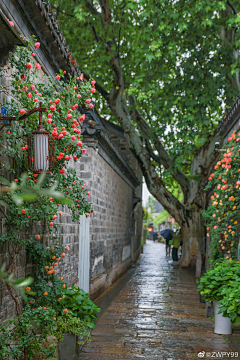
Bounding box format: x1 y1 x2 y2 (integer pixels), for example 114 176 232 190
59 286 101 327
197 260 240 334
53 311 91 360
54 286 100 359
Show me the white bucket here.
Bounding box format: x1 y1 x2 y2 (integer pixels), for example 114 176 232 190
214 300 232 335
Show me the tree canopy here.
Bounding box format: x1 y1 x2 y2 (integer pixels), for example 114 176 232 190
50 0 240 266
52 0 240 176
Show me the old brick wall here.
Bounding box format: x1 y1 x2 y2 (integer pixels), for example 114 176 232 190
76 146 141 299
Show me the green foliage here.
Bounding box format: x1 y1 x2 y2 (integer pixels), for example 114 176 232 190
0 263 34 301
153 210 170 228
142 206 149 221
146 196 156 213
58 286 101 327
53 311 91 344
0 305 57 360
197 261 240 303
203 131 240 265
218 280 240 324
50 0 240 179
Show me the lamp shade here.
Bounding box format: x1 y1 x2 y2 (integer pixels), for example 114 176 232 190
28 125 54 173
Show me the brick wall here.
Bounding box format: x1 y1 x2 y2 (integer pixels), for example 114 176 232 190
75 146 142 299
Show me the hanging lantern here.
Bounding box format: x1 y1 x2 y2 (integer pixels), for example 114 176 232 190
28 102 55 173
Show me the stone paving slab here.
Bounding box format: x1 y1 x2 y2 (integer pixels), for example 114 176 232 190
80 241 239 360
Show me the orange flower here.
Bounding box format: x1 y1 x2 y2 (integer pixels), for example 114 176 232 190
48 270 53 275
54 263 58 266
52 256 56 260
53 270 57 274
43 292 48 296
65 246 70 251
36 235 41 240
60 277 64 281
58 298 62 302
59 211 63 216
61 253 65 257
45 266 49 269
26 287 31 292
49 266 53 270
62 284 66 288
63 308 68 313
233 206 236 210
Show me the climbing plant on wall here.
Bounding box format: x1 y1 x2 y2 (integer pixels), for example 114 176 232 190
0 38 94 313
203 130 240 266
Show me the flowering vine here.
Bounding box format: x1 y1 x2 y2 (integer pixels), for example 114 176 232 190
0 38 95 314
203 130 240 265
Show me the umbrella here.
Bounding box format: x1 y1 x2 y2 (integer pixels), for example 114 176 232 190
160 229 174 241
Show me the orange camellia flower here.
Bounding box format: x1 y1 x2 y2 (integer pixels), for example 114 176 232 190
62 284 66 288
52 256 56 260
233 206 236 210
56 257 60 261
53 270 57 274
45 266 49 269
62 252 65 257
65 246 70 251
54 263 58 266
49 266 53 270
43 292 48 296
58 298 62 302
26 287 31 292
59 211 63 216
63 308 68 313
60 277 64 281
36 235 41 240
48 270 53 275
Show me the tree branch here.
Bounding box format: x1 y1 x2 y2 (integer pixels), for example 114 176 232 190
87 0 186 224
227 0 237 15
128 95 190 199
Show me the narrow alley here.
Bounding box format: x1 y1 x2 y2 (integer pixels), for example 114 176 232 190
81 241 232 360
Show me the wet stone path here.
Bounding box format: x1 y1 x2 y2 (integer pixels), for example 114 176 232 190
80 241 232 360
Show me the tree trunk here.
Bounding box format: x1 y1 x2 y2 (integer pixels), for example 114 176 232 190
180 208 205 277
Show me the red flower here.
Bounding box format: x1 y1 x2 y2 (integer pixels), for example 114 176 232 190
26 63 32 69
34 42 40 49
36 64 41 70
56 75 60 80
27 92 32 99
22 209 26 214
20 108 26 115
49 222 53 226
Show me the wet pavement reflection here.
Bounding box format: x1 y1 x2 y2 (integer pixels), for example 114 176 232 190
80 241 232 360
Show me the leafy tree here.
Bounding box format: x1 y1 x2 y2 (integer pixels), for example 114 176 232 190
146 196 156 214
50 0 240 270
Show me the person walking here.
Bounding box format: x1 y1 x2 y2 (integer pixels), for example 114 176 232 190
172 230 182 263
